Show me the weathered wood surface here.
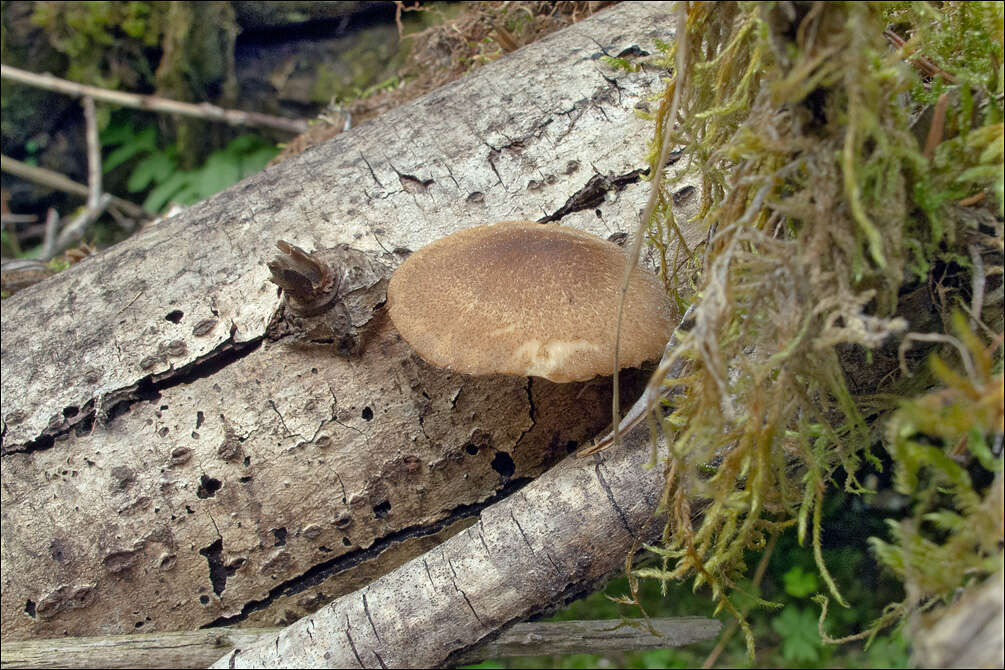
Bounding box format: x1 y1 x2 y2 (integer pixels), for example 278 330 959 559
1 617 722 669
912 570 1004 669
1 0 701 643
212 422 673 668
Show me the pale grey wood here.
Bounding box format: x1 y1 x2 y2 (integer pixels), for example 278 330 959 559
2 0 701 645
0 617 721 669
912 570 1004 669
1 628 274 670
211 422 675 668
463 617 721 663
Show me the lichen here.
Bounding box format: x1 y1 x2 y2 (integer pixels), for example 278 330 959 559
623 1 1004 656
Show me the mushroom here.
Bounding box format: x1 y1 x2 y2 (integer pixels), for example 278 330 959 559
387 221 674 383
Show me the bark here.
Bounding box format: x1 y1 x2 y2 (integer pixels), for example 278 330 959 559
212 422 673 668
911 571 1004 669
1 617 722 669
1 0 700 644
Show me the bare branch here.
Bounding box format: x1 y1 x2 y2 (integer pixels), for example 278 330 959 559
1 64 309 135
49 193 112 259
0 618 720 669
40 208 59 260
211 420 677 668
1 154 148 219
82 96 102 211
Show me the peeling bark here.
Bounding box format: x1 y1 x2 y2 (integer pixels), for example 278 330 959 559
1 1 699 642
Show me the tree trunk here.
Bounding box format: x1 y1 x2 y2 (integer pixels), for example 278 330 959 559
1 0 700 643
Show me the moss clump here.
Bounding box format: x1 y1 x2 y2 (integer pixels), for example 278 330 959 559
29 1 167 89
866 312 1003 618
624 1 1003 656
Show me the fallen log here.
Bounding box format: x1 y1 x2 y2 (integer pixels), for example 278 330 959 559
213 419 680 667
1 617 722 669
1 0 701 643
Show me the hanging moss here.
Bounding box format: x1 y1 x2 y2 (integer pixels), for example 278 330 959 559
625 1 1003 656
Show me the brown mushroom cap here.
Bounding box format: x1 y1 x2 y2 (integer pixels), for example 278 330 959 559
387 221 674 382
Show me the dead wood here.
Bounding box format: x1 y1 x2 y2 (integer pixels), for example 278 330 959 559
911 571 1004 669
1 617 721 669
0 65 309 135
212 422 673 668
1 0 701 647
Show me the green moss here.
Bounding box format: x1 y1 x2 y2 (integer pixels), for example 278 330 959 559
308 24 408 105
623 1 1004 657
153 2 239 167
29 1 167 89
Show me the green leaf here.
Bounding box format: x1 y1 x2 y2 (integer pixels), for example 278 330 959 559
783 565 820 598
636 648 691 669
863 632 911 668
224 134 264 154
771 605 821 664
127 150 177 192
968 427 1003 472
103 126 157 173
193 151 241 198
100 120 138 145
239 146 279 176
142 171 191 212
169 182 205 206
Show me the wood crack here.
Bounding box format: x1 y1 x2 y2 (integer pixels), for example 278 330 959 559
345 615 365 668
202 476 532 628
1 334 263 456
509 510 534 553
593 460 633 535
539 168 648 223
445 559 485 629
362 593 382 643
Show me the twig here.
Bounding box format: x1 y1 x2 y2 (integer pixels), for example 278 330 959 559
40 208 59 260
0 618 722 669
1 154 148 219
492 21 521 52
0 258 54 295
1 64 309 135
969 243 986 326
923 92 949 161
82 96 102 211
37 94 112 260
582 303 696 456
898 331 977 379
9 102 117 260
883 29 958 84
958 192 986 206
0 213 37 224
48 193 113 260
